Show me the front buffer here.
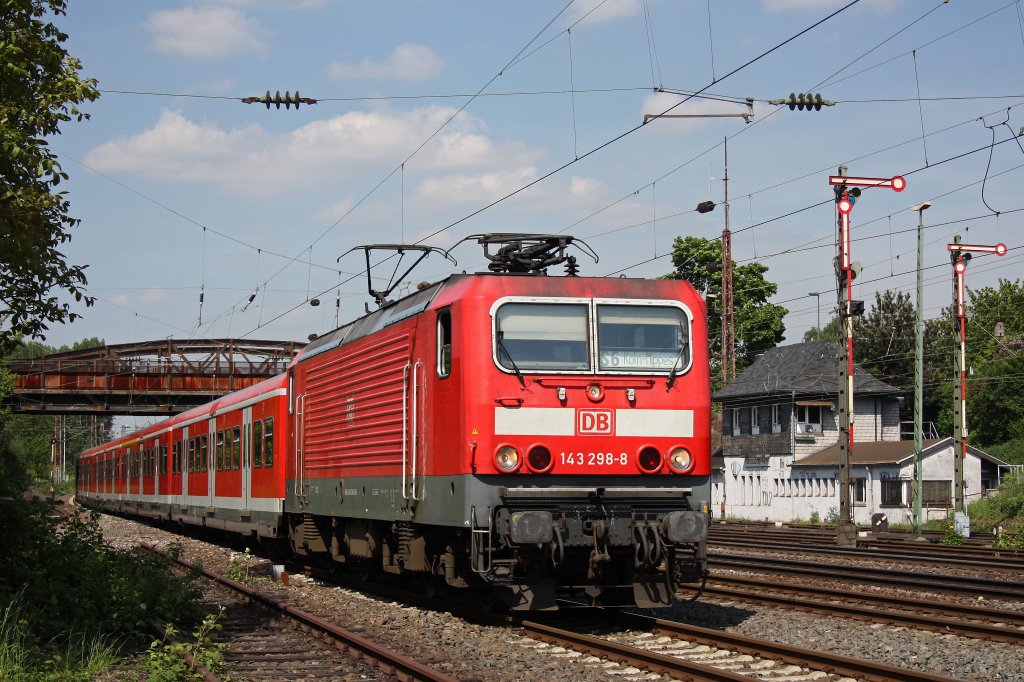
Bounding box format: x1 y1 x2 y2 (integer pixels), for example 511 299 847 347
470 482 709 610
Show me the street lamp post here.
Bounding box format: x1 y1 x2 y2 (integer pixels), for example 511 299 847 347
911 201 931 537
808 292 822 334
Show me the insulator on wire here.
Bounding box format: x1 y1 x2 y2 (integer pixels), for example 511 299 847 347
242 288 258 312
768 92 835 111
242 89 318 110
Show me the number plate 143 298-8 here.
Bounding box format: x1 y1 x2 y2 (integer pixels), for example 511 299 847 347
558 451 628 468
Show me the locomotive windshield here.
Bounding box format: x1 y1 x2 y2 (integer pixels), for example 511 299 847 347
495 303 590 371
597 305 688 372
493 300 691 374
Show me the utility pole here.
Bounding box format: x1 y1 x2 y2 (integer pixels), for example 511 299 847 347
721 138 735 386
947 238 1007 512
911 201 931 536
827 169 906 547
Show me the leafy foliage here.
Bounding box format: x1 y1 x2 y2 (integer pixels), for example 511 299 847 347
968 470 1024 538
0 499 204 648
146 608 227 682
1 0 99 353
664 235 787 386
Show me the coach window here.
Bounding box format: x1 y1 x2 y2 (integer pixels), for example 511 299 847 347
597 305 689 373
264 418 274 466
437 309 452 378
160 445 167 475
216 430 224 470
495 302 589 372
253 420 263 468
200 434 208 472
232 427 241 470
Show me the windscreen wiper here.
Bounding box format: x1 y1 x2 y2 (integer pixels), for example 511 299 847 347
496 331 526 387
666 325 689 389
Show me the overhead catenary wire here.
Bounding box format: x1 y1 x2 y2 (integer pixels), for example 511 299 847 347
241 0 867 339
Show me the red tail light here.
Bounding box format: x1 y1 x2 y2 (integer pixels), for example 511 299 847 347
527 446 553 473
637 446 662 474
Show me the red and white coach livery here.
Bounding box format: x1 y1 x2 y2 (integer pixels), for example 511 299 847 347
78 235 711 610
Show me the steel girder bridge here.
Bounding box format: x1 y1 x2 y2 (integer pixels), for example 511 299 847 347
6 339 303 416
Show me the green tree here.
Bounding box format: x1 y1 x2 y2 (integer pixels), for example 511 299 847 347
853 290 915 390
664 235 787 386
1 0 99 354
962 279 1024 448
2 337 110 492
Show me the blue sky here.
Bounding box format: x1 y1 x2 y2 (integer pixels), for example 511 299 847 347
47 0 1024 351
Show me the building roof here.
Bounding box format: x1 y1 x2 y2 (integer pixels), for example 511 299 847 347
791 437 1008 467
713 340 901 402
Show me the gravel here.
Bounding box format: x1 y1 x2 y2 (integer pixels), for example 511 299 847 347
92 507 1024 682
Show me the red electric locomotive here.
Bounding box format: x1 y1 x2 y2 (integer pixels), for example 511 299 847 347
78 235 711 610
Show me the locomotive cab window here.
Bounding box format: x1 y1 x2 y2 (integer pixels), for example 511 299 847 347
437 309 452 378
495 302 589 371
597 305 689 373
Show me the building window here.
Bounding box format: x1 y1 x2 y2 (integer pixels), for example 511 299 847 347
732 408 741 436
882 479 906 507
797 404 822 433
751 406 761 435
922 480 951 508
854 478 866 505
771 404 782 433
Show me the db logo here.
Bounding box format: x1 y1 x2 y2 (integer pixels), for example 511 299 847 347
577 409 614 435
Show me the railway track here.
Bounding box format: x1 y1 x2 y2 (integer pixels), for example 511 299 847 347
710 536 1024 571
700 574 1024 644
709 528 1024 570
142 544 456 682
709 553 1024 602
514 607 965 682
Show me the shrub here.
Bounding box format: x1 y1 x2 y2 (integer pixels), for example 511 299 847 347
0 498 204 678
967 470 1024 535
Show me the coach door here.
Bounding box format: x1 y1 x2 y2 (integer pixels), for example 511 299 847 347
241 407 253 510
206 419 215 509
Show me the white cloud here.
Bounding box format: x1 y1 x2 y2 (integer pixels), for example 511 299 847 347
329 44 444 81
144 6 271 60
414 167 540 207
762 0 898 12
313 198 355 225
212 0 325 8
569 176 607 202
568 0 642 24
141 289 176 304
111 294 130 306
84 106 545 198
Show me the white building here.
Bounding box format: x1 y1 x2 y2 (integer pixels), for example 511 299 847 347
711 341 1006 525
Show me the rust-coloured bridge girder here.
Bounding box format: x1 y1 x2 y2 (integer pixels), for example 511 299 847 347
6 339 302 416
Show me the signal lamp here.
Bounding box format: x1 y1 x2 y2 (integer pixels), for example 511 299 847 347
667 447 694 474
527 446 553 473
637 447 662 474
495 445 520 472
